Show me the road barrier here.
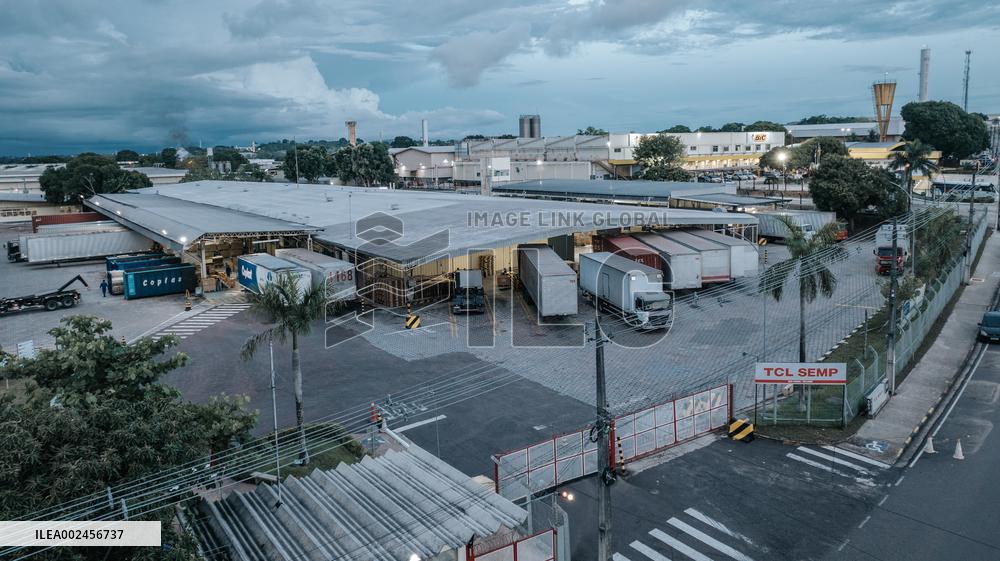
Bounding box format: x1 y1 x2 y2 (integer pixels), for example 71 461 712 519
728 418 754 441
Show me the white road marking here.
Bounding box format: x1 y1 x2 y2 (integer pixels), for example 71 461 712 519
650 529 712 561
394 415 447 433
895 475 905 487
878 495 888 506
684 508 755 546
613 554 634 561
630 541 671 561
858 515 871 529
797 447 873 474
837 540 850 552
786 453 875 485
667 518 755 561
820 445 892 469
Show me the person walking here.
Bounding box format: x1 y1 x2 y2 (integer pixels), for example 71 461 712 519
99 279 108 297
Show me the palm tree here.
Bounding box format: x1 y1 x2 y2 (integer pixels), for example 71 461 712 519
760 216 847 407
241 273 325 464
891 139 939 201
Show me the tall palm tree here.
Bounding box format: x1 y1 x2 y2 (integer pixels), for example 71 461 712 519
760 217 847 406
241 273 325 464
891 139 939 201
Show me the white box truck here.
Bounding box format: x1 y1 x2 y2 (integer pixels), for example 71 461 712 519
518 244 578 317
275 248 356 301
237 253 312 296
658 230 732 283
578 252 672 330
686 229 759 279
632 233 703 290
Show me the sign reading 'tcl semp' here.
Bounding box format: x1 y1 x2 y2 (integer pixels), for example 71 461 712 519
754 362 847 385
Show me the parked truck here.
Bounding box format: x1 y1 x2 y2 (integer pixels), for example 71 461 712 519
578 252 672 330
754 210 840 242
0 275 88 315
236 254 312 295
275 248 356 301
452 269 485 313
632 233 703 290
874 223 909 275
517 244 578 317
658 230 732 284
686 229 759 278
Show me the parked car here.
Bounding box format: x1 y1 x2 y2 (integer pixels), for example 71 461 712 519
978 310 1000 342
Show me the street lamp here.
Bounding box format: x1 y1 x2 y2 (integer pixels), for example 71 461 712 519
777 150 788 202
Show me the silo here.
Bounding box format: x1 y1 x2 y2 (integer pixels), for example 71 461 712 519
529 115 541 138
519 115 532 138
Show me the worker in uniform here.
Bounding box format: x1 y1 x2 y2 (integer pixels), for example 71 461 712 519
99 279 109 297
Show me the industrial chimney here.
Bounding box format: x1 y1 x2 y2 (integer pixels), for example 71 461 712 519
421 119 429 147
345 120 357 146
919 47 930 102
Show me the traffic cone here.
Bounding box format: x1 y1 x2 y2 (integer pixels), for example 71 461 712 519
923 436 936 454
953 439 965 460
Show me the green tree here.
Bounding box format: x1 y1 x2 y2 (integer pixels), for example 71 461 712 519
180 164 271 183
160 147 178 168
809 155 907 228
577 126 608 135
390 135 418 148
634 134 687 181
796 115 868 125
760 218 846 406
241 273 325 464
864 129 879 142
719 122 745 132
758 146 794 171
890 139 939 200
696 125 717 132
39 153 152 204
334 143 396 187
211 146 249 167
660 124 691 133
282 145 328 183
900 101 989 160
746 120 788 133
115 149 140 162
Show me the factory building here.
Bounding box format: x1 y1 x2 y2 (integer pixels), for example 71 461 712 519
786 118 905 143
389 145 456 185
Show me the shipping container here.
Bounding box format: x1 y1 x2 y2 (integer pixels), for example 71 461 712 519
31 212 105 233
274 248 356 301
35 221 121 234
632 233 703 289
124 264 197 300
754 210 837 241
578 252 671 330
686 229 759 278
547 235 575 261
237 253 312 296
106 252 166 271
592 235 663 271
517 244 578 317
21 229 153 263
658 230 732 283
114 256 181 272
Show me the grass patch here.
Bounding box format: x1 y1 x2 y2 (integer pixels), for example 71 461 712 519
281 444 361 479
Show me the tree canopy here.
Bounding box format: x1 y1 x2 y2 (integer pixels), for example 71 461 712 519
115 149 140 162
809 155 907 228
659 125 691 133
634 134 688 181
719 122 745 132
900 101 989 161
334 143 396 187
39 153 152 204
795 115 869 125
281 145 330 183
759 137 847 170
390 136 418 148
746 120 788 133
577 126 608 135
181 164 271 183
210 146 249 167
160 147 178 168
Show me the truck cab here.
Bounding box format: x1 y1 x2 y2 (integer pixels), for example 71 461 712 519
452 269 485 313
5 240 22 262
634 292 673 329
875 246 905 275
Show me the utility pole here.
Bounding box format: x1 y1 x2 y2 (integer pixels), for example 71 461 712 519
888 216 898 395
588 319 613 561
962 50 972 112
967 163 978 281
293 139 301 185
269 336 283 508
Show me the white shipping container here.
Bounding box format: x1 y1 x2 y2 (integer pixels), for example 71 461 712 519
35 221 121 234
237 253 312 296
578 252 671 329
517 244 578 317
875 224 909 249
686 229 759 278
658 230 731 283
632 233 703 289
275 248 356 301
23 229 152 263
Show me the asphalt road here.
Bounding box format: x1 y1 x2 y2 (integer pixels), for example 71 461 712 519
824 343 1000 561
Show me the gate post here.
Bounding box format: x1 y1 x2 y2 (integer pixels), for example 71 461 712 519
607 420 617 469
728 384 734 422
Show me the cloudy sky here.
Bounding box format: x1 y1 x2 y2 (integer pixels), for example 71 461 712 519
2 0 998 155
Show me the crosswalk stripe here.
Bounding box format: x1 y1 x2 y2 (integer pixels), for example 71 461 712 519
650 529 712 561
630 541 672 561
796 447 872 474
613 554 634 561
786 453 873 484
684 509 755 546
667 518 755 561
821 445 892 469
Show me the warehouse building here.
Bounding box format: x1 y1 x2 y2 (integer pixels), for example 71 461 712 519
86 180 758 305
389 145 456 185
786 118 905 142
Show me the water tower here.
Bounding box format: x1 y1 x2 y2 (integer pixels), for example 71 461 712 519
872 79 896 142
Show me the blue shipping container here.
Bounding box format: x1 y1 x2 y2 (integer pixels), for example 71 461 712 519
116 256 181 272
124 264 197 300
106 252 164 271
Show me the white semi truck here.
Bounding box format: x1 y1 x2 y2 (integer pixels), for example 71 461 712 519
578 252 672 330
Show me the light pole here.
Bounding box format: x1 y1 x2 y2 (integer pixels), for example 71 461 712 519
777 150 788 202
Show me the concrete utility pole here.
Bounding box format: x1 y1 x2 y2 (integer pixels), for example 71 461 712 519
967 163 978 281
888 216 898 395
588 319 613 561
269 336 283 508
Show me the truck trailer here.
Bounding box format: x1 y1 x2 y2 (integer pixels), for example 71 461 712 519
517 244 578 317
754 210 839 242
237 254 312 296
686 229 759 279
275 248 356 301
578 252 672 330
19 229 153 263
631 233 703 290
658 230 732 284
592 235 662 271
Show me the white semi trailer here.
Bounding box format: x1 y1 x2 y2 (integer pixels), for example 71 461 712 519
658 230 732 284
578 252 672 330
632 233 703 290
686 229 759 279
517 244 578 317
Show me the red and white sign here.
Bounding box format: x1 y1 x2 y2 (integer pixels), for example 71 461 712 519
754 362 847 385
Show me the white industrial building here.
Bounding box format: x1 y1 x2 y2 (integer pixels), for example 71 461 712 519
786 118 905 142
607 130 786 172
389 146 456 185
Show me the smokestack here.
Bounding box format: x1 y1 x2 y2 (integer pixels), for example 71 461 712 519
919 47 930 102
421 119 429 147
345 120 357 147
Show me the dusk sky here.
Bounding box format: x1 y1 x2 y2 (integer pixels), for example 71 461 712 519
2 0 998 155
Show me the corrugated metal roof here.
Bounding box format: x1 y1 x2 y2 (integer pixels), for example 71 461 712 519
786 118 904 138
493 179 725 201
671 193 783 206
388 146 456 155
0 191 46 202
195 444 526 561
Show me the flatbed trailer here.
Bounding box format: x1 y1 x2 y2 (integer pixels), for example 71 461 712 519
0 275 89 315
